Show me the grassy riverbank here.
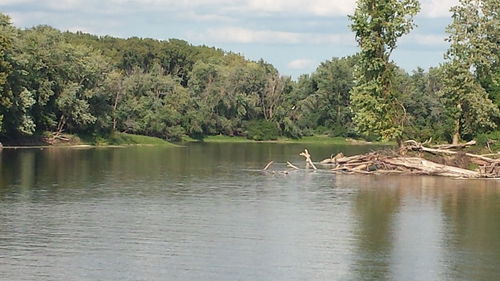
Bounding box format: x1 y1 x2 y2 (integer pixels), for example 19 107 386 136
81 133 176 146
1 132 177 148
2 133 388 148
182 135 394 145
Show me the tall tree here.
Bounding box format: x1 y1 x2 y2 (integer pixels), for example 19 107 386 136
0 13 37 136
400 67 452 141
441 0 499 144
313 57 356 135
14 26 110 135
103 70 125 131
349 0 420 144
0 13 15 133
115 64 190 140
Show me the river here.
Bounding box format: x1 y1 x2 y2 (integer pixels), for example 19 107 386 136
0 143 499 281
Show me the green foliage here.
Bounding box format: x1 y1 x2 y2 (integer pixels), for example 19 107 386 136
311 57 356 134
349 0 420 142
81 132 173 146
0 13 15 133
0 7 497 146
244 119 279 141
441 0 499 141
476 130 500 150
186 59 285 137
399 67 454 141
276 57 356 138
108 132 173 145
111 64 189 140
196 135 252 143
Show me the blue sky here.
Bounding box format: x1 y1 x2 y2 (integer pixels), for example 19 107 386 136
0 0 458 78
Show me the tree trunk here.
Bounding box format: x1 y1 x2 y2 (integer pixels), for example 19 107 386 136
452 120 460 145
452 104 461 145
452 133 460 145
112 83 123 131
396 137 403 150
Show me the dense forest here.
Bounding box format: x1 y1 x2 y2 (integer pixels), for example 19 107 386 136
0 0 498 145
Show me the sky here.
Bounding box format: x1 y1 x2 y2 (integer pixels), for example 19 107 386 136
0 0 458 78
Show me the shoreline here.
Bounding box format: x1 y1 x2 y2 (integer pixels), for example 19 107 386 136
0 144 181 149
0 132 178 148
1 134 393 148
182 135 394 146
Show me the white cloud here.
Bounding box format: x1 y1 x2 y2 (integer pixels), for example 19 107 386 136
241 0 457 18
401 33 448 46
246 0 355 16
188 27 354 45
188 27 301 44
314 33 354 45
188 26 447 48
1 0 458 18
420 0 458 18
8 11 50 26
0 0 87 11
47 0 85 11
177 11 235 23
0 0 32 4
287 58 315 70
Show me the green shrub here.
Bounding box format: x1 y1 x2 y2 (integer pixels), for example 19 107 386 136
281 117 303 139
164 125 185 142
362 134 380 142
331 126 354 137
476 130 500 150
115 133 171 145
314 125 329 135
244 120 279 141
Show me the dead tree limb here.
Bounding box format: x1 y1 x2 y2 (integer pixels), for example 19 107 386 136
263 161 274 170
384 157 482 178
320 153 344 164
431 140 476 150
300 149 317 170
405 140 499 164
287 161 300 170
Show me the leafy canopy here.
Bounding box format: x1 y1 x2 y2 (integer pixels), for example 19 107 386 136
349 0 420 141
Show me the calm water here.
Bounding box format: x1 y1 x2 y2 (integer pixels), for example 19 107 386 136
0 143 499 281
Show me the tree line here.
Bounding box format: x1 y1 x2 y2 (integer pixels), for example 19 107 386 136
0 0 498 144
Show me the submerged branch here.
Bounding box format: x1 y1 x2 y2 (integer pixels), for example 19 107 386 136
299 149 317 170
287 161 300 170
263 161 274 171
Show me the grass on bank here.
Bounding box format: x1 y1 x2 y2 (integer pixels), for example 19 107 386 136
277 135 393 145
182 135 255 143
79 132 176 146
182 134 394 145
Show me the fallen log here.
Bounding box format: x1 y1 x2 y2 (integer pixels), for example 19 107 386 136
329 155 490 178
431 140 476 149
322 154 371 165
480 152 500 158
352 164 368 171
384 157 481 178
405 140 499 164
320 153 344 164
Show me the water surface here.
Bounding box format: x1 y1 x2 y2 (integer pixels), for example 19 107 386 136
0 143 499 281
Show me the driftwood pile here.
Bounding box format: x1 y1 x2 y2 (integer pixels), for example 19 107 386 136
319 141 499 178
263 141 499 179
320 152 493 178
